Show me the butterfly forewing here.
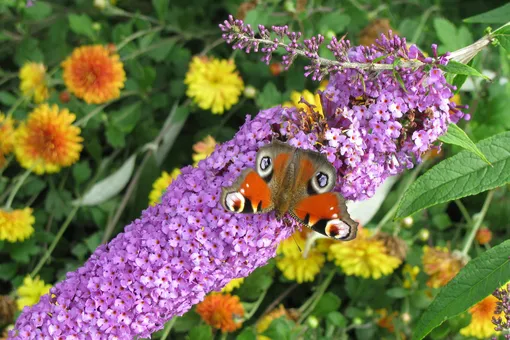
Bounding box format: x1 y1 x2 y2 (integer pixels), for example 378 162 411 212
290 192 358 240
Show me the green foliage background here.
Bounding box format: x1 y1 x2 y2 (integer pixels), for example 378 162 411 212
1 0 510 339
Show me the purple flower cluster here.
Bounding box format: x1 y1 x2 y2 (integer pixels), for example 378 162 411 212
492 283 510 339
317 37 466 200
9 108 295 340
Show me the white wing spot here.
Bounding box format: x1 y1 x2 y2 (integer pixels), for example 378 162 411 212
240 189 245 194
246 183 250 188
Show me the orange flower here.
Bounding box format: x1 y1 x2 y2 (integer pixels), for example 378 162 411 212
422 246 466 288
376 308 398 332
0 114 15 167
196 293 244 332
14 104 83 174
476 227 492 245
62 45 126 104
460 295 500 339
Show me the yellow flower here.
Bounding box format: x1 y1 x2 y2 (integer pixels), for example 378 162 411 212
257 305 293 340
222 278 244 293
0 208 35 243
402 264 420 289
148 169 181 206
460 294 500 339
276 230 325 283
184 56 244 114
196 293 244 333
19 62 49 103
16 276 51 310
0 114 15 167
14 104 83 175
283 89 324 117
192 135 217 166
422 246 465 288
328 228 402 279
62 45 126 104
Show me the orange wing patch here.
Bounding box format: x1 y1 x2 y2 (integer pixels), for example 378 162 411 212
292 192 341 226
238 170 272 212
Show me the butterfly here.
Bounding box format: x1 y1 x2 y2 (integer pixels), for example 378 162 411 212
221 140 358 240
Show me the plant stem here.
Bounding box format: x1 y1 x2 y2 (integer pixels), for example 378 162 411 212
74 91 138 127
116 26 164 51
160 318 176 340
455 199 473 225
461 190 495 256
411 5 439 44
4 169 31 209
6 96 28 119
244 287 270 320
297 270 335 324
31 205 79 277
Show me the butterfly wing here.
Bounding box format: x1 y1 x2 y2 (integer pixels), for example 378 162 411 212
221 169 274 214
290 192 358 240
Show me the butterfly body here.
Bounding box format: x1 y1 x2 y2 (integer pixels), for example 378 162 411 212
221 140 358 240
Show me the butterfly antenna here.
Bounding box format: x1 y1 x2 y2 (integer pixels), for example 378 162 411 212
291 233 302 253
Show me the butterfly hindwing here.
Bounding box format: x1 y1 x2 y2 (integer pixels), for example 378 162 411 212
290 192 358 240
221 169 273 214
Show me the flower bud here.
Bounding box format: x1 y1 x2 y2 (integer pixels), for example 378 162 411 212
401 216 414 228
269 62 283 76
243 85 257 99
325 30 336 41
353 317 363 325
475 227 492 245
59 91 70 103
418 228 430 241
401 312 411 324
92 23 102 31
307 315 319 328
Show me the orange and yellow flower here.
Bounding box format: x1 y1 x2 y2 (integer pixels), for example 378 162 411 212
62 45 126 104
19 62 49 103
460 294 500 339
276 229 325 283
14 104 83 175
192 135 217 166
422 246 466 288
0 114 15 167
148 169 181 206
0 208 35 243
283 89 324 117
328 228 402 279
196 293 244 333
185 56 244 114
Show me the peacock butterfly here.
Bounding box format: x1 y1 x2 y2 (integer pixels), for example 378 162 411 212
221 140 358 240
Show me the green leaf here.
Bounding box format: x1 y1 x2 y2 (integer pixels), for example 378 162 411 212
8 238 40 263
14 38 43 66
493 24 510 52
188 324 212 340
256 82 282 109
464 3 510 23
317 12 350 34
311 292 341 317
24 1 52 20
106 125 126 148
84 232 102 253
75 155 136 206
45 189 72 221
326 311 347 328
412 239 510 340
433 18 458 50
71 243 88 261
244 7 269 28
152 0 170 21
68 14 95 40
72 161 92 184
386 287 410 298
0 91 17 106
0 262 17 280
395 131 510 218
452 74 468 94
236 327 257 340
111 102 142 133
262 317 294 340
440 61 489 79
439 123 491 164
431 213 452 230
